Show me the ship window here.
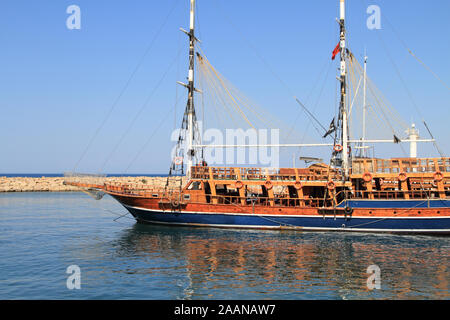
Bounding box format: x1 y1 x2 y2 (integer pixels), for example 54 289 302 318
183 194 191 201
152 194 158 198
188 181 202 190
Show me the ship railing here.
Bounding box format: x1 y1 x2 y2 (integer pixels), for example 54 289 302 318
209 194 334 208
190 166 343 182
104 182 181 198
352 157 450 175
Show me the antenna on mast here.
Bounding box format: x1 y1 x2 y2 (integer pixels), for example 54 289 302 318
361 53 368 157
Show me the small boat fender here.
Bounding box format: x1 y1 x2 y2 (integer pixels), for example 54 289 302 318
362 172 373 183
171 199 180 208
434 171 443 182
173 157 183 166
327 181 336 191
333 144 343 153
235 180 244 189
344 206 353 215
398 172 407 182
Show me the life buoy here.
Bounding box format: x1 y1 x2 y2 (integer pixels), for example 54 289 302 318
174 156 183 165
294 181 302 190
434 171 443 182
327 181 336 191
264 180 273 190
171 199 180 208
362 172 373 183
333 144 343 153
344 206 353 215
398 172 407 182
235 180 244 189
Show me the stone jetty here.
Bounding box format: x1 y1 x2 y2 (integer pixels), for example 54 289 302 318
0 176 175 193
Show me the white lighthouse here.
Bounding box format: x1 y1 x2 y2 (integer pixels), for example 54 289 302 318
406 123 419 158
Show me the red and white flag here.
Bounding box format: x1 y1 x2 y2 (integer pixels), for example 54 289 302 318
331 43 340 60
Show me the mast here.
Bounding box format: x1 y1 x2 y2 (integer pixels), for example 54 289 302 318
187 0 195 176
177 0 198 177
335 0 349 176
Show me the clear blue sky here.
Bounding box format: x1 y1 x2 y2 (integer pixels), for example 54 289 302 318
0 0 449 174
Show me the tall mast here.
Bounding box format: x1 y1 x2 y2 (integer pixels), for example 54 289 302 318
177 0 198 177
336 0 349 176
187 0 195 176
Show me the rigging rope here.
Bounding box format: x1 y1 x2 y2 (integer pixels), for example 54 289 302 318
195 46 309 144
196 53 239 125
71 0 181 173
375 30 445 157
284 60 332 142
123 102 178 174
99 47 183 173
382 13 450 92
211 0 329 140
196 52 256 129
292 61 334 152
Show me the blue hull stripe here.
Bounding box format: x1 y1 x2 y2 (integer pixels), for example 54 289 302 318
124 206 450 234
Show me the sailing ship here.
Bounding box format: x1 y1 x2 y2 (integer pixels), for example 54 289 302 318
66 0 450 234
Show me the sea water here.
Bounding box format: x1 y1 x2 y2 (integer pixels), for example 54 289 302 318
0 192 448 299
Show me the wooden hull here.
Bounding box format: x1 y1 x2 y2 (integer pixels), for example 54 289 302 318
108 192 450 235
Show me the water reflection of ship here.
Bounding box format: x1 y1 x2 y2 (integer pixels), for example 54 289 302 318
115 224 449 299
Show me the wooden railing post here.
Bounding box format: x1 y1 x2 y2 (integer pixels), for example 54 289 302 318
266 168 275 206
234 168 246 205
433 159 446 199
295 168 305 206
208 167 218 204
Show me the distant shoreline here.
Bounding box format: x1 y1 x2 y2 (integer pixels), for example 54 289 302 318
0 173 169 178
0 176 171 193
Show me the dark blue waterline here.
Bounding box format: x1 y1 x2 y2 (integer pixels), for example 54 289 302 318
127 207 450 232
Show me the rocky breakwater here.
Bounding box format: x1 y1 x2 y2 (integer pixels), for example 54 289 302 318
0 176 178 193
